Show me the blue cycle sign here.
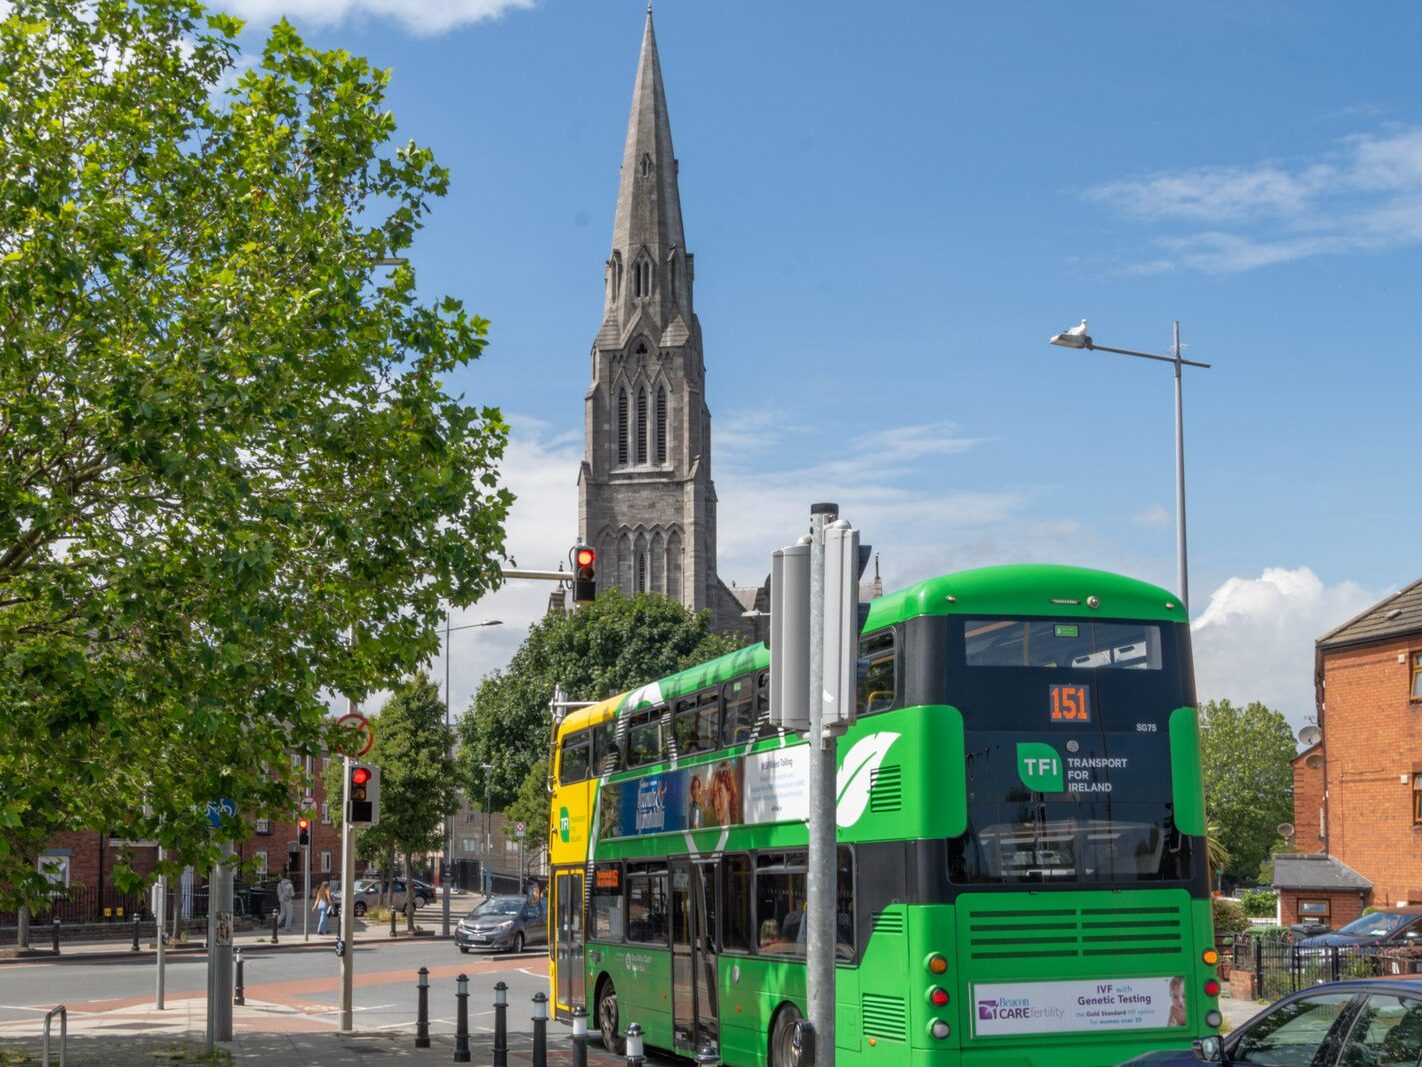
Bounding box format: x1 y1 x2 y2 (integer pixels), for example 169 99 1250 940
203 798 236 828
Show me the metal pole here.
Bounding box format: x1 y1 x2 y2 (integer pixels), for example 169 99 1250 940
1172 320 1189 611
51 918 60 955
493 981 509 1067
234 948 245 1005
571 1004 590 1067
532 991 548 1067
805 502 837 1063
339 751 356 1032
444 606 453 938
213 842 234 1042
415 966 431 1048
454 973 471 1063
485 778 493 893
303 841 311 942
155 845 166 1009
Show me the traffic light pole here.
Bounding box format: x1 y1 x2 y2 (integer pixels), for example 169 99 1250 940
805 503 837 1064
339 753 355 1032
303 839 311 942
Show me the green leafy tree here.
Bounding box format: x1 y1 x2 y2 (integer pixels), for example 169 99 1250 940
458 591 745 810
1199 699 1296 885
0 0 512 910
504 758 551 855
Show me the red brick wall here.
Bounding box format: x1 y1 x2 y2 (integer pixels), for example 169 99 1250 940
1279 888 1365 930
1292 746 1326 853
1320 634 1422 906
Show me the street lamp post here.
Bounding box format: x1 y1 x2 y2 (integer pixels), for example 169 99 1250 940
1049 320 1211 610
481 762 494 895
443 616 502 937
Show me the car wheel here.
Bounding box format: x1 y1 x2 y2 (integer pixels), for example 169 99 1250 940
353 901 366 917
598 977 625 1056
770 1003 807 1067
415 895 429 909
512 931 525 953
459 946 470 955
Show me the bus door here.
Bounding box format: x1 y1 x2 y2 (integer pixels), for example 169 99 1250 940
671 859 719 1052
552 866 584 1018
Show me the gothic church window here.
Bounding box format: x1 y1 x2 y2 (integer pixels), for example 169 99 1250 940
655 387 667 464
639 153 653 177
617 388 629 466
634 260 651 298
636 388 649 464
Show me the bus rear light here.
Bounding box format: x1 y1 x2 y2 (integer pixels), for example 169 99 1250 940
928 987 949 1008
1205 1009 1223 1028
929 1019 951 1040
1203 979 1221 997
926 953 948 974
1202 948 1219 966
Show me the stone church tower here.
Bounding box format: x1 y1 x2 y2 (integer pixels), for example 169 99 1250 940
577 11 752 635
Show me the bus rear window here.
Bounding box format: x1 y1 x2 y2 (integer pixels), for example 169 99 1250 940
558 731 591 785
961 618 1163 670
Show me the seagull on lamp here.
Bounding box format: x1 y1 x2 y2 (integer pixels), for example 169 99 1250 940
1050 319 1092 349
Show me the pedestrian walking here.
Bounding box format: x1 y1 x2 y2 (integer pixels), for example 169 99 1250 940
314 880 333 935
277 873 295 931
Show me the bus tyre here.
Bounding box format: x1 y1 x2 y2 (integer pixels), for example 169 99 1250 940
597 977 625 1056
770 1004 808 1067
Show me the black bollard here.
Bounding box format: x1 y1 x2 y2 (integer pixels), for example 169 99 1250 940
131 912 141 951
492 981 508 1067
696 1039 720 1065
453 973 470 1063
532 991 548 1067
625 1021 646 1067
570 1004 591 1067
271 908 279 944
414 967 430 1049
52 918 60 955
390 900 397 937
234 948 245 1005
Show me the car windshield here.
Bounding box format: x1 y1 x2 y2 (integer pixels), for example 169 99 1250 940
1338 912 1413 938
473 897 524 917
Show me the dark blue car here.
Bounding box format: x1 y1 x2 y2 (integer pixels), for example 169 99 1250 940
1119 979 1422 1065
1295 908 1422 949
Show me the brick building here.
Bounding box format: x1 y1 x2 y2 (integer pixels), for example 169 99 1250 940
1282 577 1422 915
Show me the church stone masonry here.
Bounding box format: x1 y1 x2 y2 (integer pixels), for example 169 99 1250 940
577 11 755 638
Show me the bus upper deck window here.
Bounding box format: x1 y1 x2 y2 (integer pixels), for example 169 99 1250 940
559 731 591 785
627 708 667 768
722 677 755 747
858 630 896 715
593 720 622 775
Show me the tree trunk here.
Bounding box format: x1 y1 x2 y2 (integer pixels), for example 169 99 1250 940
403 853 415 933
384 849 395 908
16 905 29 950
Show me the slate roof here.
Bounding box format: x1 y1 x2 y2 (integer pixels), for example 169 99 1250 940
1272 853 1373 891
1318 577 1422 650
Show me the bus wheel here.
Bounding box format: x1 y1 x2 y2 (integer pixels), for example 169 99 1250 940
597 977 626 1056
769 1004 806 1067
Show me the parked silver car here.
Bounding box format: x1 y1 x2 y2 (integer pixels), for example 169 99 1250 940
455 895 546 954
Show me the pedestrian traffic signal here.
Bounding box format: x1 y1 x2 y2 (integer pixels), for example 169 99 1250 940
347 762 381 825
297 817 310 846
571 544 597 605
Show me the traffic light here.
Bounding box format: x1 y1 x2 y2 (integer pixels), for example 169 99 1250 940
347 762 381 825
572 544 597 605
297 817 310 846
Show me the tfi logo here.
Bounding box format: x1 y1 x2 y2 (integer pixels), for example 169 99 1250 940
1016 743 1064 792
559 806 571 843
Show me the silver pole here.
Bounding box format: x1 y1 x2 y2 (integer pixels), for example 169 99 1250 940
443 606 452 938
1173 320 1188 611
213 842 234 1042
303 840 311 942
805 502 837 1063
155 846 166 1009
339 749 356 1031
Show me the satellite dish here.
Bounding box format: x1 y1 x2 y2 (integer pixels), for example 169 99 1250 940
1298 724 1323 746
1276 822 1295 839
1305 754 1324 770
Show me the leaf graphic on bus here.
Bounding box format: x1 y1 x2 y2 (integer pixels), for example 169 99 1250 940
835 732 900 828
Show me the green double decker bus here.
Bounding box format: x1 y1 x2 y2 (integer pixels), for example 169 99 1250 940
546 564 1220 1066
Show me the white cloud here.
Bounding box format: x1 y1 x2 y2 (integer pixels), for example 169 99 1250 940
1133 504 1171 529
223 0 536 36
1190 566 1379 730
1084 126 1422 273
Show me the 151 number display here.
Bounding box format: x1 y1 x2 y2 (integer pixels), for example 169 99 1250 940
1050 683 1091 723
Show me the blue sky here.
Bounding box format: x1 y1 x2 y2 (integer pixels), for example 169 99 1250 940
220 1 1422 728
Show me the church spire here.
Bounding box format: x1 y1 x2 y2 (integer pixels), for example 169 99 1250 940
606 8 687 331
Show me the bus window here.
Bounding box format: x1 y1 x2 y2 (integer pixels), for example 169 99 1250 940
593 719 622 776
722 854 752 952
836 847 855 961
627 707 667 768
755 852 807 957
857 630 896 716
961 617 1163 670
721 676 756 747
558 730 592 786
591 863 624 941
674 689 719 756
626 863 669 944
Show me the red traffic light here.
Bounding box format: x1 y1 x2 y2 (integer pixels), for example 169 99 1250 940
298 817 310 830
575 547 596 569
351 767 371 786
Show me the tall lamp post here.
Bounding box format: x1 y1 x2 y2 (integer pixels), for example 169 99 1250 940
481 761 494 895
442 616 502 938
1049 320 1211 610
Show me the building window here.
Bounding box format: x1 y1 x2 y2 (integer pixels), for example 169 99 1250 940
1412 652 1422 701
320 802 331 825
617 388 629 466
636 387 648 464
636 550 648 593
634 259 651 298
320 850 332 874
655 387 667 464
1298 899 1330 925
462 838 478 853
1413 775 1422 824
254 850 268 878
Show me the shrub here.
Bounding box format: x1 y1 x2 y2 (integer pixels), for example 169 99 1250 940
1213 897 1250 934
1239 889 1277 918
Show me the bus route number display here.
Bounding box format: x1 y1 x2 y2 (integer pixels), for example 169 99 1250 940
1049 684 1091 723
